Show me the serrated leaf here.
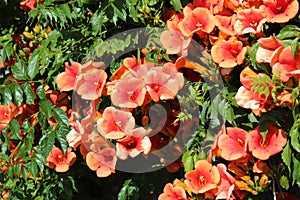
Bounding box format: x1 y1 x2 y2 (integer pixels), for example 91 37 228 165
53 107 68 126
28 53 39 80
21 83 34 104
12 60 29 80
9 119 21 140
282 142 291 174
9 83 23 106
0 87 12 105
40 99 52 119
28 160 38 178
118 179 139 200
39 129 55 158
279 175 289 190
56 124 69 154
290 127 300 152
111 3 127 21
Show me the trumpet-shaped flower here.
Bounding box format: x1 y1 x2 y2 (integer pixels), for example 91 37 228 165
215 164 236 200
262 0 299 23
116 127 151 160
97 107 135 139
218 127 248 161
248 124 287 160
178 7 215 37
0 103 18 132
211 37 247 68
46 146 76 173
234 7 266 35
256 36 284 65
75 68 107 100
158 183 188 200
215 14 237 37
184 160 220 194
56 62 81 92
86 148 117 177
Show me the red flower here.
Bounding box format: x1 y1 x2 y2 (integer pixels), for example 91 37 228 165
20 0 38 11
97 107 135 139
0 103 18 132
46 146 76 173
215 14 237 37
218 127 248 161
158 183 188 200
193 0 225 14
262 0 299 23
248 124 287 160
215 164 236 200
178 7 215 37
184 160 220 194
256 36 284 65
56 62 81 92
116 127 151 160
234 7 266 35
211 37 247 68
86 148 117 177
75 68 107 100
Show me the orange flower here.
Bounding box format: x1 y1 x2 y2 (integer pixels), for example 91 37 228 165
211 37 246 68
56 62 81 92
46 146 76 172
75 68 107 100
0 103 18 132
158 183 188 200
234 7 266 35
262 0 299 23
215 164 236 200
86 148 117 177
178 7 215 37
166 4 194 31
184 160 220 194
218 127 248 161
215 14 237 37
20 0 37 11
272 47 300 82
256 36 284 66
193 0 225 14
248 124 287 160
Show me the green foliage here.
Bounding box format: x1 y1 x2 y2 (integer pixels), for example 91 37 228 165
118 179 140 200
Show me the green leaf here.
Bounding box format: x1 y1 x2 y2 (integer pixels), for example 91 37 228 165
22 167 28 181
290 127 300 152
291 37 299 57
182 151 194 172
21 83 34 104
9 119 21 140
111 3 127 21
282 142 291 174
53 107 69 126
36 84 46 100
118 179 140 200
0 86 12 105
9 83 24 106
39 128 55 158
28 53 39 80
170 0 182 11
56 124 69 154
40 99 52 119
28 160 38 178
279 175 289 190
292 155 300 187
249 42 260 70
12 60 29 80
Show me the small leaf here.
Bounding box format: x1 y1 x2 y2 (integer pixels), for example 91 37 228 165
9 83 23 107
28 160 38 178
9 119 21 140
282 142 291 174
182 151 194 172
12 60 29 80
36 84 46 100
279 175 289 190
28 53 39 80
291 37 299 57
292 155 300 187
40 99 52 119
0 87 12 105
170 0 182 11
21 83 34 104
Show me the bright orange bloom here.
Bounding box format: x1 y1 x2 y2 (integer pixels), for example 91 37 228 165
184 160 220 194
56 62 81 92
0 103 18 132
215 14 237 37
211 37 247 68
178 7 215 37
86 148 117 177
97 107 135 140
262 0 299 23
248 124 287 160
272 47 300 82
256 36 284 66
46 146 76 173
193 0 225 14
158 183 188 200
215 164 236 200
218 127 248 161
234 7 266 35
20 0 37 11
166 4 194 31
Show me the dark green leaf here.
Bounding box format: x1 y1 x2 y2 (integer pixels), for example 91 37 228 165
53 107 69 126
118 179 139 200
28 160 38 178
9 83 23 106
0 87 12 105
21 83 34 104
40 99 52 119
28 53 39 80
22 167 28 181
56 124 69 154
9 119 21 140
249 43 260 70
12 60 29 80
36 84 46 100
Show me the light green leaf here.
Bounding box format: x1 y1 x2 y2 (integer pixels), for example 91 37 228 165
279 175 289 190
170 0 182 11
282 142 291 174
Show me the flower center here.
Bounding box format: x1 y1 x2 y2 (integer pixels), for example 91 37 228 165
260 138 269 147
196 22 203 28
250 21 257 27
199 175 206 186
57 154 65 163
